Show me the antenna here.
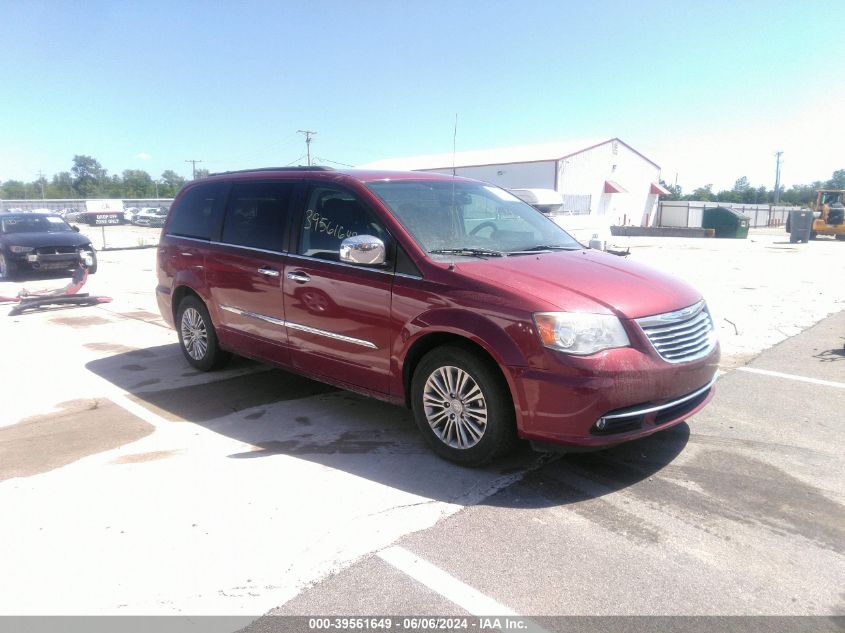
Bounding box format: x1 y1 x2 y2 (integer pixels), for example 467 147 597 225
450 114 458 254
452 114 458 176
298 130 317 166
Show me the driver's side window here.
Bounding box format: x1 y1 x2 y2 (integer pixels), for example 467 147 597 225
298 186 389 262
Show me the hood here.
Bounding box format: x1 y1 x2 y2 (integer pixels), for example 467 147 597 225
1 232 92 248
453 249 701 319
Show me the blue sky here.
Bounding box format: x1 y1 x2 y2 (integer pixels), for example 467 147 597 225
2 0 843 191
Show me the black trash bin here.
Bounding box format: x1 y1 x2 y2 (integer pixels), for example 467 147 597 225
788 209 813 243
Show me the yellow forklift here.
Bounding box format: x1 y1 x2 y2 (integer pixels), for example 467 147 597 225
809 189 845 240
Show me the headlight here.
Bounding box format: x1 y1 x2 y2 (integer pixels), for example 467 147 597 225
9 245 34 254
533 311 630 355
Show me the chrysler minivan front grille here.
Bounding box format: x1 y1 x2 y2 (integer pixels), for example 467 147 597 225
636 300 716 363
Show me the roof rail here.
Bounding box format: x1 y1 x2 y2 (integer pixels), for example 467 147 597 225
209 166 335 176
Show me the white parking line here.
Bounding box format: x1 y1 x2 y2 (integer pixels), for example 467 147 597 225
736 366 845 389
91 377 175 429
378 546 516 616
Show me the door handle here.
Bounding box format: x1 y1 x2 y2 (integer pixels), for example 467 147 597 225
286 271 311 283
258 267 281 277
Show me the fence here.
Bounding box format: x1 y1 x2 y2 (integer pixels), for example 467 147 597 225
0 198 174 213
657 201 802 228
560 194 592 215
0 198 174 250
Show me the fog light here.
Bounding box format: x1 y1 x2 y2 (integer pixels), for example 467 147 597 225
596 418 607 431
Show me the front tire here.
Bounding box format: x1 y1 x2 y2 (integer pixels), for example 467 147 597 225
411 345 517 466
0 253 17 281
176 295 231 371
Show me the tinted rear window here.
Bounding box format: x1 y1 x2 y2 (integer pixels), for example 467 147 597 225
167 183 223 240
221 182 294 251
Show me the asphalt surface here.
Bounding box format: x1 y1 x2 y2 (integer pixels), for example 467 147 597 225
258 311 845 620
0 240 843 631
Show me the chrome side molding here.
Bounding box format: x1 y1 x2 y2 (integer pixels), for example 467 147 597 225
219 304 377 349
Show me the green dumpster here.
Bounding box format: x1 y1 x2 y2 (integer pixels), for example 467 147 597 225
701 206 750 238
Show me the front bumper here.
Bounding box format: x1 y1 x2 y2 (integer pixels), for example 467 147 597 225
134 216 164 227
509 342 720 447
11 250 89 271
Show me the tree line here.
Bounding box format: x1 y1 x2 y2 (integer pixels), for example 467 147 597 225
659 169 845 206
0 155 211 201
3 155 844 206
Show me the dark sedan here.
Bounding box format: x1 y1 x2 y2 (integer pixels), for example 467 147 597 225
0 213 97 280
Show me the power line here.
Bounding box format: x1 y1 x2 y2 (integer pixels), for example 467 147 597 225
285 154 307 167
297 130 317 166
203 133 301 165
314 157 355 168
185 159 203 179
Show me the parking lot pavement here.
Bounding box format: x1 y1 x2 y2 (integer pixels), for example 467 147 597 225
263 311 845 618
615 228 845 366
0 281 549 615
0 232 843 620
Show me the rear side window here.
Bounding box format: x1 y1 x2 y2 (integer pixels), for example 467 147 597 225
167 183 223 240
221 182 294 251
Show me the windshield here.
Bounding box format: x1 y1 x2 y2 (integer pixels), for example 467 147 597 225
0 215 73 234
821 192 843 206
367 180 581 256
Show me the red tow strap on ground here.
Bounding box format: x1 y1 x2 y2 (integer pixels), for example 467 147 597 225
1 265 112 315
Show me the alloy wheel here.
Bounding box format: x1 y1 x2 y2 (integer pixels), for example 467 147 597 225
422 365 488 449
180 307 208 361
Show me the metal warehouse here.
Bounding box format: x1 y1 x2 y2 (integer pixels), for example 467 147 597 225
361 137 669 227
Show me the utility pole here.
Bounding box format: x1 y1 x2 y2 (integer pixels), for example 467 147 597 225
37 170 45 199
773 151 783 204
297 130 317 166
185 159 203 180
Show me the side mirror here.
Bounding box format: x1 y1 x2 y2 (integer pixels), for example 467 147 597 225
339 235 385 266
72 225 80 232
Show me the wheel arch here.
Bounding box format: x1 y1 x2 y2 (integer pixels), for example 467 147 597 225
401 330 519 411
171 284 204 324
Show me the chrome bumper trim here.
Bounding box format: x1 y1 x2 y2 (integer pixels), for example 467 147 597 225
600 372 719 421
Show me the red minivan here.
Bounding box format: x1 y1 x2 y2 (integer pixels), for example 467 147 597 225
156 167 719 465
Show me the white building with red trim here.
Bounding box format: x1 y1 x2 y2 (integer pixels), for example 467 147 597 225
361 137 669 227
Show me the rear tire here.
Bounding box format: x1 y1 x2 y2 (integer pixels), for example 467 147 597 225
176 295 231 371
411 345 517 467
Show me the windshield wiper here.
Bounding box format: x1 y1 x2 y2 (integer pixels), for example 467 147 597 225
429 248 505 258
508 244 581 255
